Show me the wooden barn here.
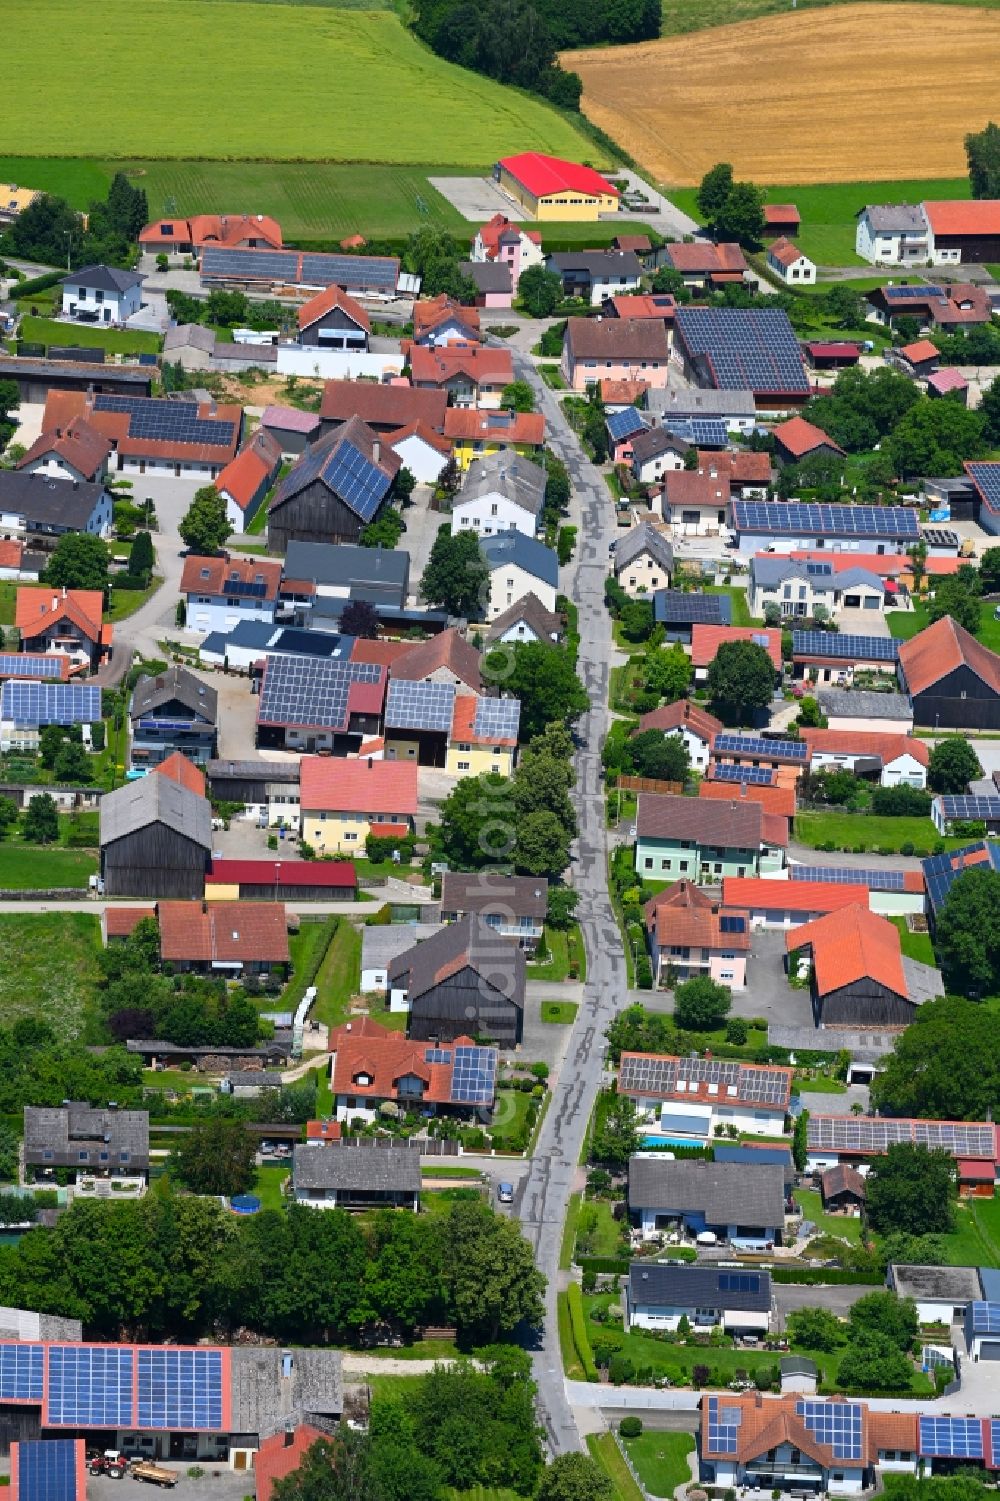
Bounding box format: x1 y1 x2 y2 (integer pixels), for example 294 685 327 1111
267 415 400 552
100 772 212 898
388 913 525 1047
786 902 915 1030
898 615 1000 732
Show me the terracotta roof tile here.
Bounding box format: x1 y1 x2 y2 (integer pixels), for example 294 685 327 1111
800 727 929 768
772 415 844 458
665 242 747 274
332 1022 487 1106
764 204 800 224
698 450 771 485
701 780 795 817
601 379 650 406
18 415 111 481
214 428 282 512
475 214 542 258
768 236 807 269
154 751 207 797
15 587 103 642
691 623 781 671
254 1425 326 1501
157 900 289 964
761 811 790 847
105 906 155 938
724 876 868 912
410 344 512 389
300 755 418 815
188 213 283 250
443 408 544 445
785 903 906 997
642 879 750 952
393 627 481 692
636 700 722 741
319 381 447 432
297 283 370 335
180 553 281 600
384 419 452 457
450 693 517 747
899 615 1000 698
923 200 1000 237
413 294 480 341
899 339 939 363
350 638 415 668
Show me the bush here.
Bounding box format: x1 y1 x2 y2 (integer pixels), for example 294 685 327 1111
582 1267 597 1293
725 1017 748 1045
567 1284 598 1381
619 1416 643 1438
608 1354 634 1385
635 957 653 989
10 269 63 301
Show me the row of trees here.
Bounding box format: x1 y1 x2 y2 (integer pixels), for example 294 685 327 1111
696 163 767 248
787 1289 920 1392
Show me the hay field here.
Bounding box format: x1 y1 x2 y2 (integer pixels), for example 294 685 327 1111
6 0 594 165
562 4 1000 184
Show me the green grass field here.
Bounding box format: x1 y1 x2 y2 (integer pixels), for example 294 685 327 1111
310 919 361 1029
623 1432 694 1499
0 844 98 889
795 1187 862 1244
0 912 102 1040
541 1000 579 1024
15 316 162 356
794 809 955 853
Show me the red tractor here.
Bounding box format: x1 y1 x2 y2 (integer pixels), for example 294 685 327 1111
87 1450 128 1478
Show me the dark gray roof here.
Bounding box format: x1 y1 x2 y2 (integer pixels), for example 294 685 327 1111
213 340 277 365
0 470 107 529
61 264 144 294
614 522 674 574
284 540 410 593
647 386 755 419
387 912 526 1010
460 449 545 518
862 205 927 234
781 1356 819 1377
163 324 215 355
440 872 548 921
459 259 512 294
225 1071 282 1087
293 1142 421 1192
816 690 913 722
751 556 884 595
888 1264 983 1301
100 772 212 849
23 1103 149 1164
627 1156 786 1227
547 250 643 279
207 758 301 784
361 922 441 972
0 356 150 389
480 530 559 588
630 427 690 465
126 1039 286 1058
131 665 218 724
230 1347 343 1438
628 1261 772 1311
485 592 563 643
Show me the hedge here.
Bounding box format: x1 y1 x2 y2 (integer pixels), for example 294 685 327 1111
567 1283 598 1381
10 270 63 300
771 1267 882 1286
578 1256 629 1275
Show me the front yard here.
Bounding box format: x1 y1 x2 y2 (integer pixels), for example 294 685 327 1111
623 1432 694 1498
526 924 586 982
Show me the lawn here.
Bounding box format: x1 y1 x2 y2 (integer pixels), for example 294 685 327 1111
0 912 102 1040
623 1432 694 1499
587 1433 645 1501
541 999 579 1024
107 577 162 622
309 919 361 1029
704 583 755 627
887 605 931 641
919 1196 1000 1267
16 316 162 357
794 809 953 853
795 1187 862 1244
488 1088 532 1146
527 923 586 982
889 915 937 966
575 1197 628 1259
253 1163 290 1211
0 583 17 626
0 843 97 889
280 919 336 1013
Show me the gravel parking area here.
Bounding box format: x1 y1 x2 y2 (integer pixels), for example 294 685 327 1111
428 175 520 221
88 1464 252 1501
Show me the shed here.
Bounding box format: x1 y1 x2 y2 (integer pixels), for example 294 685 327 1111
819 1163 866 1212
100 773 212 898
779 1356 818 1394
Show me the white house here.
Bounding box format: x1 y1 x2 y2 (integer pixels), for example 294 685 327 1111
17 417 111 487
749 556 886 619
180 553 282 634
480 530 559 618
855 205 930 265
766 237 816 285
60 265 144 323
452 450 544 539
634 699 721 773
385 422 451 485
625 1263 772 1334
469 215 544 291
613 522 674 597
618 1051 792 1141
628 1156 786 1252
700 1394 891 1495
629 427 689 485
484 593 563 646
801 730 929 789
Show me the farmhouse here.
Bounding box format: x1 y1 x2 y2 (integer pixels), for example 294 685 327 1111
545 250 643 306
662 241 748 290
318 381 446 437
129 665 218 771
256 654 387 753
43 390 242 479
451 449 544 538
440 872 547 951
295 283 370 351
469 214 543 290
657 467 730 535
723 876 871 930
444 407 545 470
481 529 559 617
495 152 619 220
636 791 786 882
636 699 721 773
409 344 512 408
561 318 670 392
0 354 152 405
181 553 282 634
771 416 844 466
898 615 1000 730
293 1143 421 1212
299 755 417 855
100 772 212 899
855 203 930 264
673 308 810 406
18 416 112 485
749 556 885 619
213 428 283 535
140 213 284 254
613 522 674 596
388 913 525 1046
625 1263 772 1334
267 417 400 551
157 899 289 977
800 728 929 788
60 265 144 323
786 903 915 1029
642 880 750 990
392 627 481 694
628 1156 786 1249
24 1103 149 1183
15 585 111 673
0 470 112 540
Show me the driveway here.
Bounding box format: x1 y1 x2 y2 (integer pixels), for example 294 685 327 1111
88 1466 250 1501
772 1284 876 1328
402 484 445 601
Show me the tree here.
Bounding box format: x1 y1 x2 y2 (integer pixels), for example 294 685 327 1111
980 544 1000 593
823 284 864 329
837 1331 914 1392
935 867 1000 996
501 380 535 413
512 733 577 834
887 398 986 479
696 162 734 226
0 796 18 839
170 1118 257 1197
547 886 579 929
179 486 231 556
865 1144 956 1236
483 641 588 741
928 572 982 635
628 728 689 782
786 1306 844 1352
0 378 20 451
538 1453 613 1501
928 737 983 794
643 643 692 703
515 810 571 878
22 793 59 845
980 377 1000 447
340 600 381 639
53 740 92 784
650 265 689 299
393 466 416 501
129 529 154 579
271 1433 370 1501
620 600 654 643
433 772 512 869
966 120 1000 198
420 527 490 617
792 1109 809 1172
518 264 562 318
6 193 81 265
714 181 766 247
848 1290 919 1350
592 1091 639 1169
440 1198 544 1342
359 509 405 549
872 996 1000 1119
44 532 109 592
105 171 148 239
706 639 775 725
795 695 827 729
205 289 250 328
673 975 731 1031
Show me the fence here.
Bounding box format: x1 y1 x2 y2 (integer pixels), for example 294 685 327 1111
614 1429 650 1498
617 775 684 796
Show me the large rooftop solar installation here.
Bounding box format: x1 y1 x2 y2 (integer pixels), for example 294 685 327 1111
200 246 399 293
792 631 901 662
937 796 1000 820
14 1440 81 1501
0 681 101 726
257 655 382 729
791 865 906 891
472 697 521 741
46 1345 134 1427
663 417 729 448
607 407 647 442
618 1054 790 1107
385 679 456 733
94 393 235 448
714 732 808 762
709 763 776 785
674 308 810 394
796 1400 863 1461
732 500 919 539
919 1417 984 1459
450 1045 497 1106
282 435 392 522
706 1396 743 1454
137 1348 224 1430
807 1114 997 1159
0 1342 43 1402
967 463 1000 515
0 654 63 680
655 590 727 624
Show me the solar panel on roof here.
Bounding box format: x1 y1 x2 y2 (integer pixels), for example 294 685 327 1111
791 865 905 891
674 308 810 395
200 247 299 281
883 285 944 302
0 1343 43 1402
939 796 1000 819
655 591 727 624
662 417 729 447
969 1301 1000 1336
796 1400 863 1461
706 1395 742 1455
919 1417 984 1459
720 914 746 933
46 1345 134 1427
384 678 456 733
807 1116 996 1158
792 631 900 662
472 697 521 741
257 655 381 730
199 246 398 292
714 732 807 761
607 407 648 442
967 463 1000 517
709 763 776 785
618 1054 789 1107
0 654 63 680
15 1440 80 1501
137 1348 223 1430
0 682 100 726
733 500 918 539
450 1045 497 1105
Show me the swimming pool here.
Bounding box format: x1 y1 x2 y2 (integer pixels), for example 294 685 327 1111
639 1135 708 1149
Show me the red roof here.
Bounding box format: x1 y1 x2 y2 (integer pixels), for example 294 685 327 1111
610 294 677 323
474 214 542 259
768 237 807 270
772 415 844 459
764 204 800 225
923 200 1000 237
0 650 69 681
385 419 452 457
300 755 418 815
350 638 415 668
804 341 861 360
331 1022 488 1106
927 367 968 395
898 338 939 365
600 379 650 406
637 699 722 742
761 812 790 847
451 694 516 747
154 751 207 797
701 779 795 818
214 429 282 513
105 906 156 938
18 415 111 481
443 408 544 445
413 294 480 341
206 859 357 889
691 623 782 671
959 1158 995 1181
899 615 1000 698
180 553 281 600
498 153 618 201
786 903 907 998
666 242 747 275
392 626 481 691
260 404 321 436
620 1043 792 1110
642 880 751 953
158 900 289 965
15 586 104 643
43 391 242 468
697 451 772 486
0 540 24 571
297 282 370 335
188 212 283 249
319 380 447 432
410 343 513 389
724 876 868 914
254 1425 326 1501
801 727 929 768
306 1119 342 1141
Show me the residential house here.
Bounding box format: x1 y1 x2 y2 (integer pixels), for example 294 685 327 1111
267 417 400 551
412 294 480 347
642 880 751 989
653 589 731 642
722 876 873 930
625 1263 772 1334
629 426 691 485
484 593 563 646
129 665 218 771
613 522 674 596
807 1116 997 1187
605 293 678 334
709 733 806 787
898 615 1000 730
0 470 112 541
662 242 748 290
469 214 544 289
299 755 418 854
748 556 885 618
786 903 917 1029
380 676 465 767
628 1156 786 1249
815 688 914 734
318 381 447 438
731 499 917 555
445 692 519 778
181 553 282 634
690 624 782 683
140 213 284 254
444 407 545 470
480 529 559 617
606 404 648 465
635 700 721 773
157 899 289 977
772 416 844 466
496 153 619 220
296 284 370 351
24 1103 149 1183
329 1020 499 1118
647 385 757 436
766 238 816 284
162 323 219 371
100 772 212 898
409 345 512 408
923 199 1000 265
392 627 481 695
43 389 242 479
896 339 940 377
205 858 357 901
292 1142 421 1211
384 420 452 484
673 308 810 407
459 259 514 308
60 265 144 323
259 404 321 458
820 1164 866 1214
635 791 786 882
440 872 547 951
281 538 410 619
966 461 1000 537
763 204 801 238
657 468 730 535
866 281 992 331
212 429 283 535
0 183 40 224
561 318 670 392
17 416 112 485
0 678 101 753
545 250 642 306
360 925 440 993
801 728 929 788
388 913 525 1045
15 585 111 672
688 450 771 499
452 449 545 538
792 628 901 687
855 204 931 263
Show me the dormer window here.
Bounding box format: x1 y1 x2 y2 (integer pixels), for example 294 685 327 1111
353 1072 373 1087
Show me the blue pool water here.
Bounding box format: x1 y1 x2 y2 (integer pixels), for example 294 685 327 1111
639 1136 706 1149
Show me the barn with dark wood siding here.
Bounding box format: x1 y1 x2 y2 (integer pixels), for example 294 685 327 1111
100 773 212 898
267 415 400 553
388 913 525 1047
898 615 1000 731
785 902 915 1030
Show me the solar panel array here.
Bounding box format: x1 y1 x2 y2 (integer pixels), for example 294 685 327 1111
706 1396 743 1455
284 435 392 522
94 394 235 448
663 417 729 448
202 247 298 281
792 631 901 662
258 655 382 729
796 1400 863 1461
884 284 945 302
619 1053 790 1107
200 246 399 292
0 682 101 726
718 1272 761 1293
655 590 727 624
791 865 906 891
720 914 747 934
674 307 810 394
807 1115 997 1158
0 1342 43 1402
137 1348 224 1430
47 1345 134 1427
0 654 62 680
472 697 521 742
385 678 456 733
15 1440 80 1501
714 732 808 762
732 501 919 539
923 841 1000 913
222 575 268 599
919 1417 983 1459
966 463 1000 517
450 1044 497 1105
938 796 1000 819
969 1301 1000 1336
425 1047 452 1064
607 406 648 442
710 762 777 785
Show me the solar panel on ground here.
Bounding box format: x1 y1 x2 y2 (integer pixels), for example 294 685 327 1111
0 655 62 680
472 697 521 741
450 1045 497 1105
709 763 776 785
15 1440 80 1501
607 407 648 442
791 865 905 891
792 631 900 662
384 679 456 733
46 1345 134 1427
257 655 381 730
137 1348 223 1430
919 1417 984 1459
714 732 807 761
733 500 918 539
0 1343 44 1402
0 682 101 726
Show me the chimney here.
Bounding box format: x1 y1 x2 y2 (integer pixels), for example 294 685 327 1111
62 585 67 599
368 756 373 769
284 1428 294 1449
372 438 381 464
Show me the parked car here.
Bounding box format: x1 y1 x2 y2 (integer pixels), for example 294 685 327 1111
496 1181 514 1204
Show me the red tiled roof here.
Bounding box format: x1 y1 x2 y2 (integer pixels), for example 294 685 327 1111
105 906 156 938
300 755 418 815
384 419 452 457
498 153 618 200
443 408 544 445
614 234 653 252
331 1022 485 1105
297 282 370 335
804 341 861 359
927 367 968 395
787 550 908 577
43 391 242 467
786 903 906 998
923 199 1000 237
0 540 24 571
665 242 747 274
691 623 781 671
600 379 650 406
350 638 415 668
772 415 844 458
413 294 480 341
158 900 289 964
638 790 763 847
762 812 789 847
319 380 448 432
206 859 356 889
899 338 939 364
254 1425 326 1501
188 213 283 249
180 553 281 600
214 428 282 513
636 699 722 741
18 415 111 481
899 615 1000 698
697 450 772 485
642 880 751 953
701 779 795 818
139 218 191 245
474 214 542 258
724 876 868 913
660 469 730 508
393 627 481 691
15 586 103 642
410 344 513 389
154 751 207 797
768 236 808 269
306 1119 342 1141
450 693 516 747
764 204 800 225
959 1158 995 1181
609 294 677 322
800 727 930 768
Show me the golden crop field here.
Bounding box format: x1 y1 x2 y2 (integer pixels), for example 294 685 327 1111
562 3 1000 184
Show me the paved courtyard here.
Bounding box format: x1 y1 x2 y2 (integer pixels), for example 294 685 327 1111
88 1464 251 1501
428 174 522 221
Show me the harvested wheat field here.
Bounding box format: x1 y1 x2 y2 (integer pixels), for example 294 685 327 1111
562 4 1000 184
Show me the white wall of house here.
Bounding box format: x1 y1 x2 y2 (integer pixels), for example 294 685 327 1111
808 747 926 789
453 493 537 539
185 593 277 634
488 565 557 618
585 272 642 306
275 346 405 380
333 1094 379 1125
855 212 930 265
767 250 817 284
664 501 728 537
116 455 223 480
418 316 479 346
635 451 686 485
21 454 105 485
616 549 671 597
389 432 448 485
62 281 142 322
627 1300 770 1333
